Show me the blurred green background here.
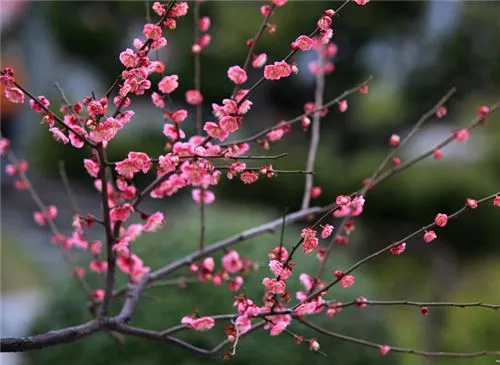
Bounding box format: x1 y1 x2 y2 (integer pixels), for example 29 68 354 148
1 1 499 365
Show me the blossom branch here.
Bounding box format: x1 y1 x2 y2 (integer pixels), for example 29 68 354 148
297 318 500 358
232 3 276 97
303 191 500 304
222 75 373 147
116 206 324 323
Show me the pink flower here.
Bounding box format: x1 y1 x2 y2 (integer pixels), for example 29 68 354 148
222 250 243 273
89 260 108 273
169 2 189 17
359 84 369 94
338 100 348 113
454 128 469 142
181 316 215 331
379 345 391 356
228 276 244 292
339 274 355 288
49 128 69 144
220 116 239 133
434 213 448 227
143 23 162 40
354 0 370 5
301 228 318 254
269 321 288 336
163 124 186 140
152 2 165 16
336 194 351 206
309 339 320 352
227 66 247 85
295 302 317 316
91 289 105 302
198 16 211 32
119 48 138 68
272 0 288 6
493 195 500 207
235 315 251 334
240 171 259 184
466 198 478 209
264 61 292 80
356 296 368 308
423 230 437 243
158 75 179 94
252 53 267 68
186 89 203 105
83 159 99 178
321 224 334 239
389 134 400 147
0 137 10 155
29 96 50 112
144 212 165 232
292 35 313 51
433 149 443 160
436 106 447 118
4 87 25 104
317 16 332 31
202 257 215 272
170 109 188 123
110 203 134 222
203 122 228 141
262 277 286 294
192 189 215 204
390 242 406 255
310 186 322 199
477 105 489 116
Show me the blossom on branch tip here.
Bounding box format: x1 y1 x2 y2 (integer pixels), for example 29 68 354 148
354 0 370 5
222 250 243 273
494 195 500 207
262 277 286 294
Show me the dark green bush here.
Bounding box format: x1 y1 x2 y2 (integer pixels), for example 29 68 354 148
26 204 393 365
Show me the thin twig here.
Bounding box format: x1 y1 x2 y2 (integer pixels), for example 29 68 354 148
298 318 500 358
301 48 325 210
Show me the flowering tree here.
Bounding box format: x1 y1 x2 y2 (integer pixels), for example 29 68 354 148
1 0 499 360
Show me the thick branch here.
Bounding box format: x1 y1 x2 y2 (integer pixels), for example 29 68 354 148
1 321 101 352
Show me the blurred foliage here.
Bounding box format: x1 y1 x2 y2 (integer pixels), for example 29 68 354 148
0 234 45 292
26 204 393 365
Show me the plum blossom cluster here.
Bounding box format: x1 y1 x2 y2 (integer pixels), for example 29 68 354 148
2 0 500 360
